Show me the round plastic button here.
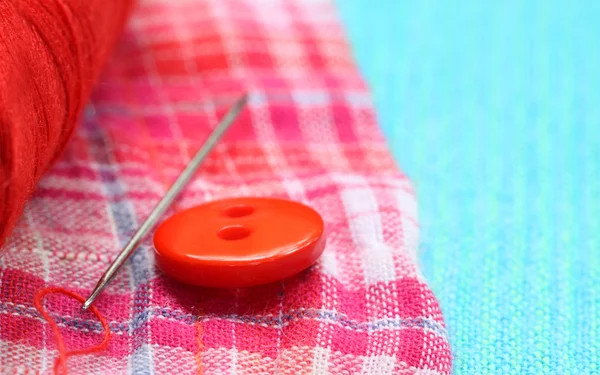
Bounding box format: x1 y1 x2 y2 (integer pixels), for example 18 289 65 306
153 197 326 288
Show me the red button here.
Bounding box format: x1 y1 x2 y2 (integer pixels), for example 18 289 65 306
153 197 326 288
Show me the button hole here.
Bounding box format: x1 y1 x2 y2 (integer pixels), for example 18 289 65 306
217 225 251 241
222 204 254 218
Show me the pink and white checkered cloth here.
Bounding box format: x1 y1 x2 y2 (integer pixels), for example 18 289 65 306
0 0 452 373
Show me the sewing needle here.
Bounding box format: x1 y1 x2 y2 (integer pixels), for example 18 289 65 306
82 94 248 310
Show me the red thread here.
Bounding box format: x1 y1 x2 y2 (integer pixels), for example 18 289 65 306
0 0 134 247
34 287 112 375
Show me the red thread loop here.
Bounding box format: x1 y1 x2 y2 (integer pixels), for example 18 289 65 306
34 287 112 375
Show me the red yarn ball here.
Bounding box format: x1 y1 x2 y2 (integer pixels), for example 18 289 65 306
0 0 134 246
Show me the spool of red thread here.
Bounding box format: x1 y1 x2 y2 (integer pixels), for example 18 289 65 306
0 0 134 247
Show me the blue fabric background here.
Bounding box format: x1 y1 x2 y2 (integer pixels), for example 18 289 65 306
337 1 599 374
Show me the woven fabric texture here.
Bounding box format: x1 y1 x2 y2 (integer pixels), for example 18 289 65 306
0 0 451 374
337 1 600 374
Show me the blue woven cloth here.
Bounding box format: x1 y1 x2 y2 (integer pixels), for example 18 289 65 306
337 1 600 374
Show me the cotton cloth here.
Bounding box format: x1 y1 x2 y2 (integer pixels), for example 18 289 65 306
338 1 600 374
0 0 451 374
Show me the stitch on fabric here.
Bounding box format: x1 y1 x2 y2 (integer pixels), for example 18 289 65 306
1 301 448 338
33 287 111 375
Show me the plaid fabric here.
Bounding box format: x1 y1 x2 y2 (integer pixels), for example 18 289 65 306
0 0 451 374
